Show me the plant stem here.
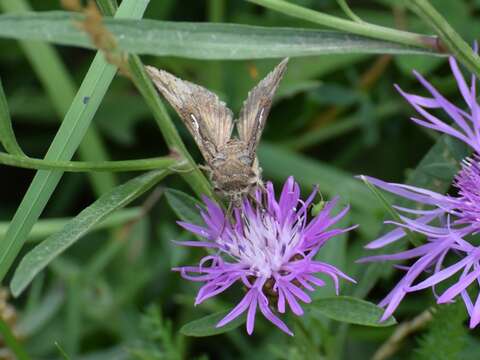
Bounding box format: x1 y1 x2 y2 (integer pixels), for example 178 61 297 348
248 0 440 51
208 0 225 23
372 308 434 360
0 0 118 196
0 0 149 284
335 0 363 23
96 0 212 198
96 0 118 15
128 56 214 198
405 0 480 78
0 317 31 360
0 152 181 172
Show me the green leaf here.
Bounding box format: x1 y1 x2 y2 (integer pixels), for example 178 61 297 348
311 296 396 327
180 311 246 337
0 78 24 156
416 303 468 360
0 317 31 360
0 0 149 284
0 0 117 196
0 12 440 59
165 189 204 225
10 169 169 297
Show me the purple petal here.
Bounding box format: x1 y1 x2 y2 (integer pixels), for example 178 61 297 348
408 253 472 291
438 266 480 304
246 292 258 335
258 292 293 336
217 290 255 328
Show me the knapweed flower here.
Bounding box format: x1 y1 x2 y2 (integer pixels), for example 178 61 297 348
359 50 480 327
174 177 356 335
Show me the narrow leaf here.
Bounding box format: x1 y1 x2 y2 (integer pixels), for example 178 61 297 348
0 78 24 156
0 12 440 58
180 311 246 337
10 170 169 297
311 296 396 327
165 188 204 225
0 0 149 283
0 0 117 196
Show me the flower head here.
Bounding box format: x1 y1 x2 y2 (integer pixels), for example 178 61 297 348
174 177 356 335
359 50 480 327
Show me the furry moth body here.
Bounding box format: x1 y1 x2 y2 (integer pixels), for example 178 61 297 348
146 58 288 206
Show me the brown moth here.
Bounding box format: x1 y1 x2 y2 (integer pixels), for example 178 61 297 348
146 58 288 206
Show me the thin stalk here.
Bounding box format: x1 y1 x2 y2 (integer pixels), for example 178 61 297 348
248 0 440 51
65 278 81 356
0 152 180 172
335 0 363 23
0 317 31 360
0 0 149 283
208 0 225 22
207 0 225 91
0 0 117 195
96 0 117 15
128 55 213 198
405 0 480 78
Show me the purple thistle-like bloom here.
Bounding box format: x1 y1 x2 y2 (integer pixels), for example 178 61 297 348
174 177 356 335
359 51 480 327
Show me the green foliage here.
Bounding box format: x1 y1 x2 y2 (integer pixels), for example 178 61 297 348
180 311 246 337
0 13 438 59
415 303 468 360
10 169 169 296
0 0 478 359
311 296 396 327
129 306 184 360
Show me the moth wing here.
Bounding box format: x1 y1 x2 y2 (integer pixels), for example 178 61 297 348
237 58 288 162
146 66 234 163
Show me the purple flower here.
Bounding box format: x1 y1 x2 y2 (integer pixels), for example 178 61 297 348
173 177 356 335
359 51 480 327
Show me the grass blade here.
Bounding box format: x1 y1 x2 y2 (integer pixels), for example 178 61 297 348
0 0 149 283
0 0 117 195
0 317 31 360
10 169 169 297
0 12 440 58
0 78 24 156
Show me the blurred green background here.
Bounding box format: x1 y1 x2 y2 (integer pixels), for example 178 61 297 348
0 0 479 359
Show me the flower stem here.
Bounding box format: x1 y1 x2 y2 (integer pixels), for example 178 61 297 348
248 0 440 51
405 0 480 78
0 152 181 172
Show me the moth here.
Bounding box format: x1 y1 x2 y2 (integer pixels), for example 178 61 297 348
146 58 288 206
